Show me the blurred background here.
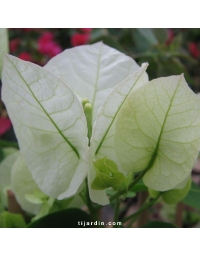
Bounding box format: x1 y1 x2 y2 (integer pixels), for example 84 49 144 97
1 28 200 228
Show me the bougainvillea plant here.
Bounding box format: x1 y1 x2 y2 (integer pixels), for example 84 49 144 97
1 41 200 228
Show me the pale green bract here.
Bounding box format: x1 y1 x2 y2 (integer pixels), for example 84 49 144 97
148 176 191 204
11 155 44 215
0 151 54 216
115 75 200 191
2 153 85 217
0 28 9 77
2 42 149 205
162 177 191 205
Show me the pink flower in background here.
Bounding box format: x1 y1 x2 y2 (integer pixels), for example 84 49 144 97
38 32 62 57
18 52 32 61
48 44 62 57
39 32 54 44
0 117 12 137
79 28 93 34
10 38 20 53
188 42 200 58
71 33 90 47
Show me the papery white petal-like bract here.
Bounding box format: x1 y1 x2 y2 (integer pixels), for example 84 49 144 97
88 64 149 205
115 75 200 191
45 42 141 124
2 54 88 199
2 43 146 205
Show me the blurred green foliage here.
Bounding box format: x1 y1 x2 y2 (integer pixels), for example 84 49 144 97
7 28 200 93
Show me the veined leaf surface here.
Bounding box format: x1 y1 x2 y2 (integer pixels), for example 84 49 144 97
88 64 148 205
45 42 141 124
115 75 200 191
2 55 88 199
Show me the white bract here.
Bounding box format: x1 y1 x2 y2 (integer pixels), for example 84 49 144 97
2 42 200 206
2 42 148 205
115 75 200 191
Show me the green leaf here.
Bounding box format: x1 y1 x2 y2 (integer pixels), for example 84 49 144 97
27 208 91 228
152 28 168 44
0 211 26 228
0 140 18 148
106 188 136 198
182 182 200 211
141 221 176 228
0 28 9 77
132 30 152 52
162 177 191 204
2 147 18 157
2 54 88 200
137 29 158 46
157 57 193 86
45 42 141 124
91 157 126 190
91 35 124 52
124 191 136 198
0 146 4 162
129 179 148 193
115 75 200 191
169 34 182 52
88 64 148 205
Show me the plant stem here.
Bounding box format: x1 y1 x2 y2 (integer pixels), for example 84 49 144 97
113 198 120 228
175 202 184 228
121 193 161 225
135 191 149 227
85 179 98 222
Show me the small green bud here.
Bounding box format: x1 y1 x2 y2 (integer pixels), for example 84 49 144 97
91 157 126 191
81 98 89 108
84 103 92 113
84 103 92 143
